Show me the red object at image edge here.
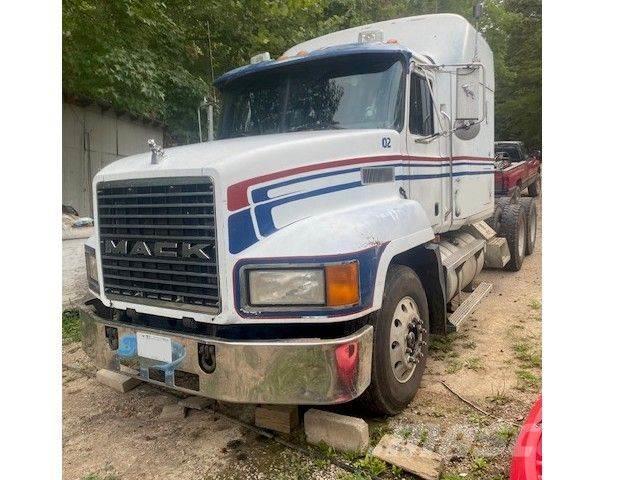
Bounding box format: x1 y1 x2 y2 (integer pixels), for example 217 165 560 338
510 395 542 480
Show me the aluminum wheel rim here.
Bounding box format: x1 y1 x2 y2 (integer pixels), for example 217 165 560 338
518 217 526 257
389 296 423 383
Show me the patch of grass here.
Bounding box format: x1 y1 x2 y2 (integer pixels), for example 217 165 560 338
355 454 387 477
445 359 463 374
464 356 484 372
487 392 512 406
339 473 370 480
468 412 491 427
398 426 412 440
441 475 466 480
513 342 542 369
62 309 81 343
82 474 119 480
418 428 429 446
497 425 518 444
390 464 404 478
429 334 456 360
515 369 541 392
472 456 489 472
529 299 541 310
369 422 392 445
462 341 477 349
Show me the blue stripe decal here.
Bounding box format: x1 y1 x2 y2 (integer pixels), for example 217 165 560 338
255 181 363 236
251 167 363 204
228 209 259 254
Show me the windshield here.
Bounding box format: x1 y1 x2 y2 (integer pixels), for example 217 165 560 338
217 56 405 139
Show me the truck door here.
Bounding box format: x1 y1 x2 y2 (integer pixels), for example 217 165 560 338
405 70 446 229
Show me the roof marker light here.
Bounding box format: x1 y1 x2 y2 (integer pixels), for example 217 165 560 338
295 50 308 57
386 38 399 44
250 52 271 64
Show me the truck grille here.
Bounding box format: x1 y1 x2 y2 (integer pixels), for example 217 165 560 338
96 177 219 314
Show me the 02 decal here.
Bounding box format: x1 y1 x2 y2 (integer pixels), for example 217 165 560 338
381 137 391 148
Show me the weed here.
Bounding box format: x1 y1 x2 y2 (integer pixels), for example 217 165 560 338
355 454 387 476
339 473 370 480
316 441 335 459
391 464 404 478
446 360 463 374
462 341 477 349
516 369 541 392
429 334 456 359
369 422 392 445
529 299 541 310
62 309 81 343
497 425 517 444
472 456 489 472
418 428 429 446
487 392 512 406
441 475 466 480
464 357 484 371
398 426 412 440
82 474 119 480
468 412 490 427
513 342 542 369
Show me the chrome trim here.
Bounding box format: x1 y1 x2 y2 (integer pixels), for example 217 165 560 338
80 306 373 404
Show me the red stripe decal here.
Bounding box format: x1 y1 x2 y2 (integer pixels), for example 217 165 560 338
227 154 493 211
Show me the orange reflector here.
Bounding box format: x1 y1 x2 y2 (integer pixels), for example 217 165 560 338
325 262 359 307
296 50 309 57
386 38 399 44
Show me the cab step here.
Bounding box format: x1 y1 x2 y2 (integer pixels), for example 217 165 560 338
446 281 493 332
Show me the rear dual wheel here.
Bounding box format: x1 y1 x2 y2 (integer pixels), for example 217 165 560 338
502 203 527 271
358 265 429 416
519 197 537 255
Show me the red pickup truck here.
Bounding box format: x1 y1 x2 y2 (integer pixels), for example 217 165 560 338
494 141 541 198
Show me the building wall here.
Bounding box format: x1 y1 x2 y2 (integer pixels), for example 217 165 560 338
62 101 164 216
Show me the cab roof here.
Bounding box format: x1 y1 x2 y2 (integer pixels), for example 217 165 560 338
213 42 413 89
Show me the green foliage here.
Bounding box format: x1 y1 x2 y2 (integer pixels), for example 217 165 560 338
62 309 81 343
355 454 388 476
63 0 541 147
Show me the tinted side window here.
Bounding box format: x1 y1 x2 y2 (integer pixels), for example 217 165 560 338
409 73 434 136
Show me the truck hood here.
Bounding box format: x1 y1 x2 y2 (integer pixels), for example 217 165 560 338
95 129 403 192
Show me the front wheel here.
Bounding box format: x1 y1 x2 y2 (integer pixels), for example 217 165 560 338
357 265 429 416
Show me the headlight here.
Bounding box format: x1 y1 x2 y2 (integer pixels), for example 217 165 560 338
248 269 325 306
85 245 99 292
246 262 360 308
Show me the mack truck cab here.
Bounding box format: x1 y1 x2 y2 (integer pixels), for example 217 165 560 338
81 14 530 415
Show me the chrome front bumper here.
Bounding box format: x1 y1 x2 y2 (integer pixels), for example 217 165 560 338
79 306 373 405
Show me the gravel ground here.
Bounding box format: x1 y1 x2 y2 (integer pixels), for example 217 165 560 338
62 198 541 480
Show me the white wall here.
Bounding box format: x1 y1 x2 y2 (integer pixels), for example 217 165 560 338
62 101 164 216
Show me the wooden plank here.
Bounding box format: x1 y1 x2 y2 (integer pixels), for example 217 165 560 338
255 404 299 434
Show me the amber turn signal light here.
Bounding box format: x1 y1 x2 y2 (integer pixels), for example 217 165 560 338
325 262 359 307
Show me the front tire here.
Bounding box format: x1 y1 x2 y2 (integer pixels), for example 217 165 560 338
357 265 429 416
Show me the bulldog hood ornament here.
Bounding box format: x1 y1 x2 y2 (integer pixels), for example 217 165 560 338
148 139 164 164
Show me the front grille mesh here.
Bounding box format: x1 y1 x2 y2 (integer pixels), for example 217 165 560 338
96 177 219 313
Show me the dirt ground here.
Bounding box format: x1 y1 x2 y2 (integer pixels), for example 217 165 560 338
62 198 541 480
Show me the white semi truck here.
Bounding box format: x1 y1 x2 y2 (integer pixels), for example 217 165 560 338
81 14 536 415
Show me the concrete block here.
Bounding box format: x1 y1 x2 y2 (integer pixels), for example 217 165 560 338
96 369 141 393
179 396 213 411
372 434 443 480
255 405 299 434
159 403 186 421
304 408 368 453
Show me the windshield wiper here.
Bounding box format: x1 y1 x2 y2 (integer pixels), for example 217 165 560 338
289 120 344 132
